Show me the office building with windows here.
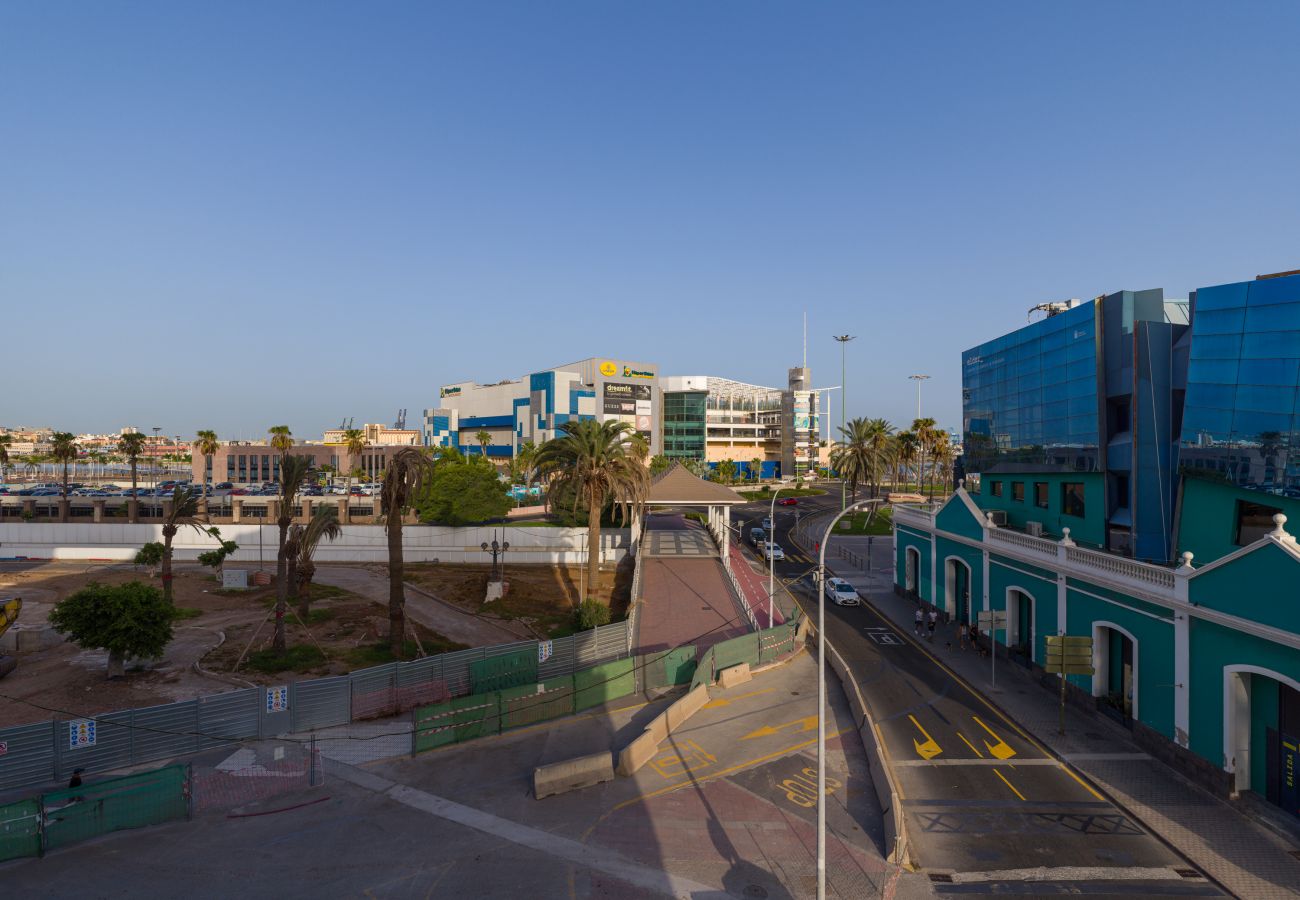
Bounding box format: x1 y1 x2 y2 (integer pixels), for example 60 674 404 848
422 358 660 458
896 267 1300 822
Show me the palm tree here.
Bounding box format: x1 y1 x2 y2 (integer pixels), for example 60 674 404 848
269 425 294 457
515 439 538 502
535 420 649 604
0 434 11 484
342 427 366 494
830 422 869 502
272 455 313 654
841 417 897 498
192 430 220 516
912 418 940 497
750 456 762 483
160 487 211 604
476 430 492 457
893 431 919 492
294 506 343 619
50 432 78 503
381 447 435 657
117 431 148 521
931 438 954 496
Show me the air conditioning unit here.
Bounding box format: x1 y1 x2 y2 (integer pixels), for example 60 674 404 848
1025 521 1044 537
986 510 1007 526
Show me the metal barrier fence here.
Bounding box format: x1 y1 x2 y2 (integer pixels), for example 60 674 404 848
691 621 800 691
0 620 630 796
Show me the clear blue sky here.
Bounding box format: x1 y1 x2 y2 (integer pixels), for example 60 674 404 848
4 1 1299 441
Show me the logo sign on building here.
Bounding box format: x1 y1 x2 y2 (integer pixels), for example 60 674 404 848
599 361 618 377
440 386 462 398
603 382 651 414
538 640 553 664
622 366 655 379
68 719 96 749
266 685 290 713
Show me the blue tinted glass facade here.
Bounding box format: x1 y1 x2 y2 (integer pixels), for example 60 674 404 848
1180 272 1300 497
962 302 1100 473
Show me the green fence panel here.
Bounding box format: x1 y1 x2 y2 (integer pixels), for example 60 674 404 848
0 798 41 863
413 698 460 753
663 646 697 686
42 765 188 852
758 624 796 664
574 659 636 711
470 649 538 693
690 647 716 691
712 633 760 674
500 677 575 730
451 692 501 743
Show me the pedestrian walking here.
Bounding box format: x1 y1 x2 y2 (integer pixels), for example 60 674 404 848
914 607 924 636
927 609 938 641
959 622 969 650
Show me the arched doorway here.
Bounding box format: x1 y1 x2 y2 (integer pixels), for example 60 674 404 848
1224 666 1300 818
945 557 972 625
1006 588 1035 665
905 547 920 597
1091 622 1138 726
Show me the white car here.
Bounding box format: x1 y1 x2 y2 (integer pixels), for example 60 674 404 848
763 542 785 561
761 517 773 531
824 577 860 606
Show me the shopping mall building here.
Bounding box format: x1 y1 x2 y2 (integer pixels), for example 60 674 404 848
895 267 1300 818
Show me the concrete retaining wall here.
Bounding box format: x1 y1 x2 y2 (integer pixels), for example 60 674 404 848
533 751 616 799
0 523 630 566
616 683 710 777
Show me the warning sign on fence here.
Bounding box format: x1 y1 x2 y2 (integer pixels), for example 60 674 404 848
538 641 553 664
68 719 96 749
265 686 289 713
0 740 7 755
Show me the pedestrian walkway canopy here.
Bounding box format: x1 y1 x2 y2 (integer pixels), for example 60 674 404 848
645 463 748 506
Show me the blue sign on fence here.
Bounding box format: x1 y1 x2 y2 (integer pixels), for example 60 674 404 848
265 686 289 713
538 641 553 664
68 719 96 749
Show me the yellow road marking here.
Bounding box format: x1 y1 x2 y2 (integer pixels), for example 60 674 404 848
742 714 818 740
907 714 943 760
649 738 716 779
1058 762 1106 801
606 727 851 814
703 687 775 709
779 765 843 809
972 715 1017 760
993 768 1027 801
956 731 985 758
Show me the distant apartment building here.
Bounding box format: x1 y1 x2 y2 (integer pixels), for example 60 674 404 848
321 423 421 447
422 357 661 458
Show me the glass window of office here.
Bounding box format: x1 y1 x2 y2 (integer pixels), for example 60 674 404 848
990 480 1002 497
1062 482 1086 518
1011 482 1024 502
1034 482 1048 508
1180 273 1300 498
962 302 1100 474
663 391 707 460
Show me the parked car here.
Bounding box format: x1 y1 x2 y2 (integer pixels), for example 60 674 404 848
761 517 773 531
777 497 798 506
750 527 766 547
215 482 234 490
824 577 861 606
763 542 785 561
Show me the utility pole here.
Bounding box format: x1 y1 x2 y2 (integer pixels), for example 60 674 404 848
833 335 855 511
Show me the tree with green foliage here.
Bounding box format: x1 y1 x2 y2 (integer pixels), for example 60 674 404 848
50 431 78 517
160 487 216 604
476 430 492 457
293 505 342 619
416 455 511 526
268 425 294 457
713 458 737 484
192 430 220 514
0 433 12 484
681 458 709 479
342 427 366 494
649 454 673 477
117 431 148 522
135 541 165 576
197 536 239 578
750 457 762 483
535 420 648 604
273 455 313 653
49 581 177 679
382 447 435 657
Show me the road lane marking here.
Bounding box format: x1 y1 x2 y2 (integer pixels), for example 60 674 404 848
972 715 1017 760
648 739 716 778
956 732 985 758
1058 762 1106 801
993 768 1027 801
778 765 842 809
703 687 775 709
742 714 818 740
893 758 1059 767
907 714 943 760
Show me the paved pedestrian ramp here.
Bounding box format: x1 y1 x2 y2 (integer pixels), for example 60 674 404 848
642 524 717 558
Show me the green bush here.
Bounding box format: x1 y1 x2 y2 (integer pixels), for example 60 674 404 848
135 541 164 568
574 598 611 630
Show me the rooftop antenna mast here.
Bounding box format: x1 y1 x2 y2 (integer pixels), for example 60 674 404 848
802 311 807 369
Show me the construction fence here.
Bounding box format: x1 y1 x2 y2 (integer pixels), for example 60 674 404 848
0 620 630 797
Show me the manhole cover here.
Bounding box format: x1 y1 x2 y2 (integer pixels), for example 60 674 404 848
1174 868 1203 879
742 886 769 899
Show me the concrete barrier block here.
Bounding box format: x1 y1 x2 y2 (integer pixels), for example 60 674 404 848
665 684 710 732
615 731 660 777
534 751 615 799
717 663 752 689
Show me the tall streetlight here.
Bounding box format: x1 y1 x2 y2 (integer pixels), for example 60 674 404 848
814 497 878 899
833 335 856 510
908 374 931 424
151 426 161 489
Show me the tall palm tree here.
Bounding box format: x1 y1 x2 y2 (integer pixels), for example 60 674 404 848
50 432 78 503
294 506 343 619
160 487 211 604
117 431 148 521
269 425 294 456
272 455 313 653
750 456 763 483
192 430 220 515
515 439 539 502
476 430 492 457
342 427 366 493
931 438 954 496
535 420 649 604
830 420 870 502
893 431 919 492
381 447 435 657
859 418 896 498
912 418 940 497
0 434 11 484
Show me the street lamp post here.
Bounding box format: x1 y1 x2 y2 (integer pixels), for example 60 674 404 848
814 497 878 900
908 374 931 423
151 427 161 489
833 336 856 511
764 487 789 629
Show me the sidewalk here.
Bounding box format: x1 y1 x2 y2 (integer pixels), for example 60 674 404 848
727 541 790 627
837 557 1300 899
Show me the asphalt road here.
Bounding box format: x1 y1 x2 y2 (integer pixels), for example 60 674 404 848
731 490 1226 897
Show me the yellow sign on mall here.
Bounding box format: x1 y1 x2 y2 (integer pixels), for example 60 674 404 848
599 361 618 377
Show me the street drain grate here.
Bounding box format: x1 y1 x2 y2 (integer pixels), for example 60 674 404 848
1175 868 1203 879
928 873 954 884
